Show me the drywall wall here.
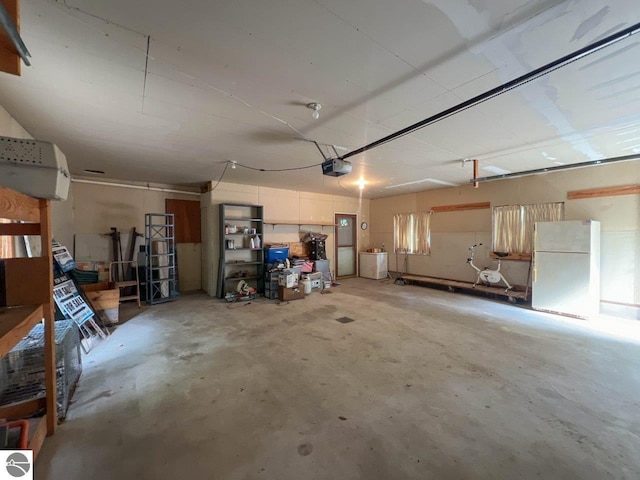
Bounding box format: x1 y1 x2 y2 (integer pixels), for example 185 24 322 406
370 161 640 307
63 180 199 238
0 104 31 139
177 243 202 292
51 179 203 291
202 182 371 296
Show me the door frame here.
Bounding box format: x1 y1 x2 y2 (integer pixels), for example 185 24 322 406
334 212 358 278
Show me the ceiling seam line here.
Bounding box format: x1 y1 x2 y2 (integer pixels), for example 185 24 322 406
340 21 640 162
141 36 151 113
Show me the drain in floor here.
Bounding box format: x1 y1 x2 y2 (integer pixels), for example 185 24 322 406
336 317 355 324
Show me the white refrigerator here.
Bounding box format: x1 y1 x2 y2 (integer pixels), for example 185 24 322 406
532 220 600 318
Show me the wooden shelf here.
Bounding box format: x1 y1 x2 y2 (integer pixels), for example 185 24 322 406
0 185 57 439
431 202 490 213
567 184 640 200
0 223 41 236
225 217 263 222
0 397 45 420
225 276 258 281
0 305 43 357
265 220 335 227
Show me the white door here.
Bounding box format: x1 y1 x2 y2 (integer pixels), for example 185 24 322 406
335 213 356 277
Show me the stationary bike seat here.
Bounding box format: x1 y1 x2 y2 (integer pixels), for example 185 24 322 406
493 251 509 258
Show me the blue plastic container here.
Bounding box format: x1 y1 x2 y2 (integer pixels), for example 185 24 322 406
265 247 289 264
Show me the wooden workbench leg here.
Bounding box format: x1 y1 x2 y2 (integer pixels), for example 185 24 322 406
40 199 57 435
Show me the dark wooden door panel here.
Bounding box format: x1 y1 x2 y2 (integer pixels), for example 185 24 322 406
165 199 201 243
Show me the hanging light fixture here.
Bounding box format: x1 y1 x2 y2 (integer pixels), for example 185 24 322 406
307 102 321 120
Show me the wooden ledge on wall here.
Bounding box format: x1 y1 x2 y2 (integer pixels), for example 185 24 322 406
489 252 531 261
431 202 490 213
567 184 640 200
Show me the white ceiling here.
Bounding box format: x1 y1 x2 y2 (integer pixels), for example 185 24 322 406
1 0 639 198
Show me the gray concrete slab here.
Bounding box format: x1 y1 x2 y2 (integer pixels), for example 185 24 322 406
35 279 640 480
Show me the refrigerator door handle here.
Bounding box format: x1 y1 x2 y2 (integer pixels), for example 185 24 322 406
532 255 536 283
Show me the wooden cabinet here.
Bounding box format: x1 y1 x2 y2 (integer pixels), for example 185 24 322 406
217 203 264 299
0 185 56 458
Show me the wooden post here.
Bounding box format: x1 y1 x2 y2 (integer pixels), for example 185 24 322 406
0 0 21 76
39 198 57 435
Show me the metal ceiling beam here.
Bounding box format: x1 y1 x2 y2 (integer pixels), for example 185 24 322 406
339 21 640 162
470 154 640 183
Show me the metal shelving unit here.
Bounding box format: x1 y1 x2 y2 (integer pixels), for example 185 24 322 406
217 203 264 299
145 213 176 305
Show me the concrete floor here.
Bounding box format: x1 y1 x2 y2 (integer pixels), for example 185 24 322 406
35 279 640 480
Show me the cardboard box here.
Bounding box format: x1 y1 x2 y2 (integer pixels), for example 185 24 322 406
278 270 298 288
278 286 305 301
288 242 308 257
0 257 51 307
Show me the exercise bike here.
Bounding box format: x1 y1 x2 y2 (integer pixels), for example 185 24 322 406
466 243 513 293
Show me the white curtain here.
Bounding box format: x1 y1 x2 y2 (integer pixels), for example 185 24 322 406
493 202 563 254
522 202 564 253
394 213 411 253
394 212 431 255
493 205 523 253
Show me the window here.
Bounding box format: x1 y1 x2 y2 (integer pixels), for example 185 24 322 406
393 212 431 255
492 202 564 254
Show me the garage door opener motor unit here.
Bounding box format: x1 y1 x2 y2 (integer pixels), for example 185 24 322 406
322 159 352 177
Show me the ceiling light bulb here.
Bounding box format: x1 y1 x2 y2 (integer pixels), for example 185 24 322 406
307 102 321 120
230 161 237 169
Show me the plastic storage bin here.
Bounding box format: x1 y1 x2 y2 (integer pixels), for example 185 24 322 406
265 247 290 264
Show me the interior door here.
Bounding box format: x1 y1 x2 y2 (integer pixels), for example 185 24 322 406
335 213 357 278
165 199 202 291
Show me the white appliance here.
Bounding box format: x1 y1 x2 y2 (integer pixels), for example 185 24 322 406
0 136 70 200
532 220 600 318
359 252 388 280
